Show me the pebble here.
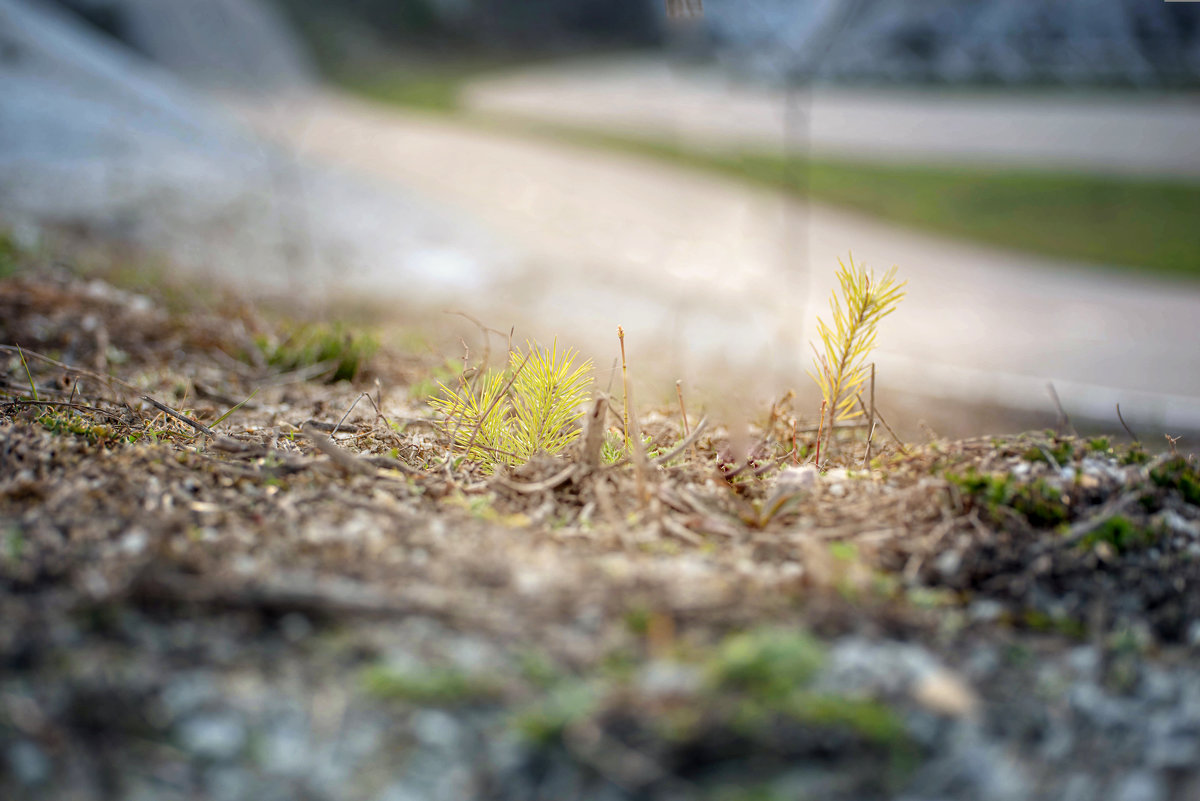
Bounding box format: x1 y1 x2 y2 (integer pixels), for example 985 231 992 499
637 660 703 699
1159 511 1198 538
1109 770 1165 801
1146 715 1200 769
280 613 312 642
935 549 962 578
411 709 462 751
912 668 979 718
1061 773 1100 801
1066 646 1101 681
6 740 50 786
120 528 148 555
262 723 311 777
178 712 247 761
967 599 1006 624
774 465 817 495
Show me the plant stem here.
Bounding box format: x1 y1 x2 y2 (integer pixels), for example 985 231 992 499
618 326 630 450
815 400 827 467
824 287 872 456
675 379 690 436
17 345 38 402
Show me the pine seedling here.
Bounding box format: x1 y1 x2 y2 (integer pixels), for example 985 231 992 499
508 339 594 460
809 255 906 455
429 339 593 471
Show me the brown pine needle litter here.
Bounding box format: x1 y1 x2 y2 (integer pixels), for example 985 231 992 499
3 240 1200 800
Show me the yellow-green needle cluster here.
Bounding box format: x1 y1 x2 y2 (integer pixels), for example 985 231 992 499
809 255 906 436
429 339 593 471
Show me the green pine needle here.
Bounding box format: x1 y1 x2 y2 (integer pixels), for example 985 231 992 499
429 339 593 471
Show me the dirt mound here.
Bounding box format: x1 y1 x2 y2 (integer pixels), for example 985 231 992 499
3 244 1199 800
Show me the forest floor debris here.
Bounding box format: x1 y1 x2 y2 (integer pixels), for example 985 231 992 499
2 244 1199 801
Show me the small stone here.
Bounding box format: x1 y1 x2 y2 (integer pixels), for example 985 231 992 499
967 599 1005 624
638 660 703 699
1159 511 1199 538
262 725 310 777
280 613 312 642
1061 773 1100 801
411 709 460 751
6 740 50 786
120 528 148 555
1138 667 1176 705
1066 646 1100 680
912 668 978 718
774 465 817 495
1187 621 1200 648
935 549 961 578
1110 770 1165 801
179 713 247 761
1147 715 1200 769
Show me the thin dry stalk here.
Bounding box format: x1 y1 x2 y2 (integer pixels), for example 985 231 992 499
300 422 376 476
141 395 216 437
675 379 690 436
445 309 508 383
1047 382 1076 437
626 383 650 505
814 399 827 465
2 399 124 421
854 395 909 455
618 326 630 450
333 392 369 436
1 344 136 395
1116 403 1139 443
579 394 608 472
652 416 708 466
16 345 38 401
863 362 876 467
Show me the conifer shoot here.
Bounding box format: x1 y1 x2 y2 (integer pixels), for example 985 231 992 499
809 255 906 454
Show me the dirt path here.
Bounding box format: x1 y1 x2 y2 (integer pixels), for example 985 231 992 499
232 91 1200 435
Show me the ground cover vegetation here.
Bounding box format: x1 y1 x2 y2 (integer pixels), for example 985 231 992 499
332 61 1200 281
2 234 1200 800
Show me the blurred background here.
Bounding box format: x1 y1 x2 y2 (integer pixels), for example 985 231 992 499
2 0 1199 440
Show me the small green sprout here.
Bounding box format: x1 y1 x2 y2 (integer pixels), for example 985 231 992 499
428 339 593 471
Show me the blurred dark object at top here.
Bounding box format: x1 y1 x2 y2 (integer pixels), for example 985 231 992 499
665 0 703 21
275 0 661 56
703 0 1200 88
50 0 314 90
44 0 1200 89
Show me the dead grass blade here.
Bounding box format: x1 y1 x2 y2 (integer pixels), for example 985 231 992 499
141 395 216 437
300 422 376 476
